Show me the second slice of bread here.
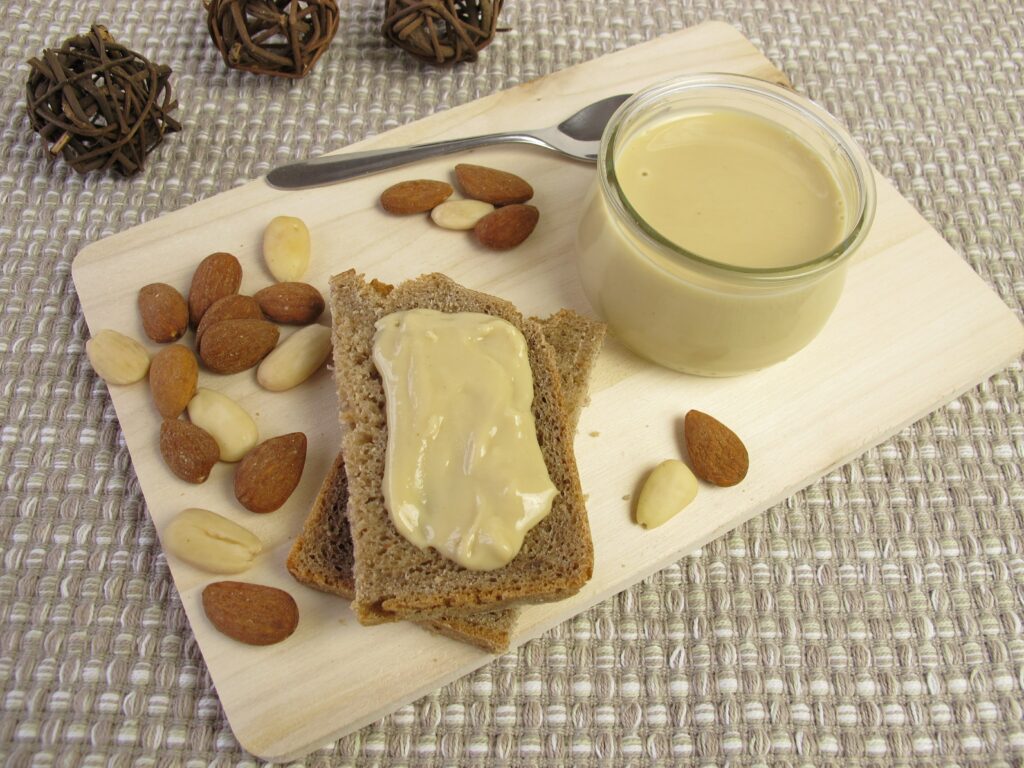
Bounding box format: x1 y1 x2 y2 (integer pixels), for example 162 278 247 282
331 270 596 625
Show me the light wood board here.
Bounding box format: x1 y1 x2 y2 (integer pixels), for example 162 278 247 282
72 21 1024 761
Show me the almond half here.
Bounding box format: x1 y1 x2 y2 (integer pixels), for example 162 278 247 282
85 330 150 386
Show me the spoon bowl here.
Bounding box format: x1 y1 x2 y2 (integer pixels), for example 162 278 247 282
266 94 631 190
558 94 631 142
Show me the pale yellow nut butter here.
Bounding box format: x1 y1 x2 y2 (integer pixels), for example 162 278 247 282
614 110 846 269
372 308 557 571
576 75 876 376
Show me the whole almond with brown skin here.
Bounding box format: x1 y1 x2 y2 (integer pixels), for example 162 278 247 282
455 163 534 205
149 344 198 418
159 419 219 484
189 252 242 327
195 294 264 346
474 204 540 250
234 432 307 513
684 410 749 487
254 282 325 325
380 179 453 214
199 319 279 374
138 283 188 343
202 581 299 645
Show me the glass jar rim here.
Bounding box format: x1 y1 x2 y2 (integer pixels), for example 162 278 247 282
599 73 877 283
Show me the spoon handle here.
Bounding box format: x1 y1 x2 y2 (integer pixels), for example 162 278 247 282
266 132 546 189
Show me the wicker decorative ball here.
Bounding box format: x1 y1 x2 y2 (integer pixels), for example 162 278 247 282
383 0 504 65
25 26 181 176
206 0 340 78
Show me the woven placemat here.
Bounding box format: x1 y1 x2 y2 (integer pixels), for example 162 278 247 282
1 0 1022 765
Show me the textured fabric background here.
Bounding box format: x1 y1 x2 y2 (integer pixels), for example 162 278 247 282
1 0 1022 765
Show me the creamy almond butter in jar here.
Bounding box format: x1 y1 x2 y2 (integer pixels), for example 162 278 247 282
576 74 876 376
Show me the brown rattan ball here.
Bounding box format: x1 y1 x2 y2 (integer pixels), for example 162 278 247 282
383 0 504 65
206 0 340 78
25 26 181 176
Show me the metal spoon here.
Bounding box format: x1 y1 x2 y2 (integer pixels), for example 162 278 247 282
266 93 631 190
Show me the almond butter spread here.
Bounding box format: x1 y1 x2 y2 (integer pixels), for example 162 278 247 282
614 109 846 268
372 308 557 571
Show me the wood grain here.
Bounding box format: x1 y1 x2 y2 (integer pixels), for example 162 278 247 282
72 21 1024 761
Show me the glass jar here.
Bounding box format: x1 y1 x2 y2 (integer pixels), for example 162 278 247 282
576 73 876 376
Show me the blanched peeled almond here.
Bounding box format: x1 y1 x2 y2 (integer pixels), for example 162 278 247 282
257 324 332 392
163 508 262 574
86 329 150 385
263 216 311 282
636 460 698 529
429 199 495 231
186 388 258 462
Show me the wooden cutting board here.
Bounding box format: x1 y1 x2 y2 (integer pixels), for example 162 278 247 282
72 21 1024 761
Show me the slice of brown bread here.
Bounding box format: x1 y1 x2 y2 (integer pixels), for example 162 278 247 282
287 450 354 598
331 270 598 624
536 309 607 428
286 306 605 651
